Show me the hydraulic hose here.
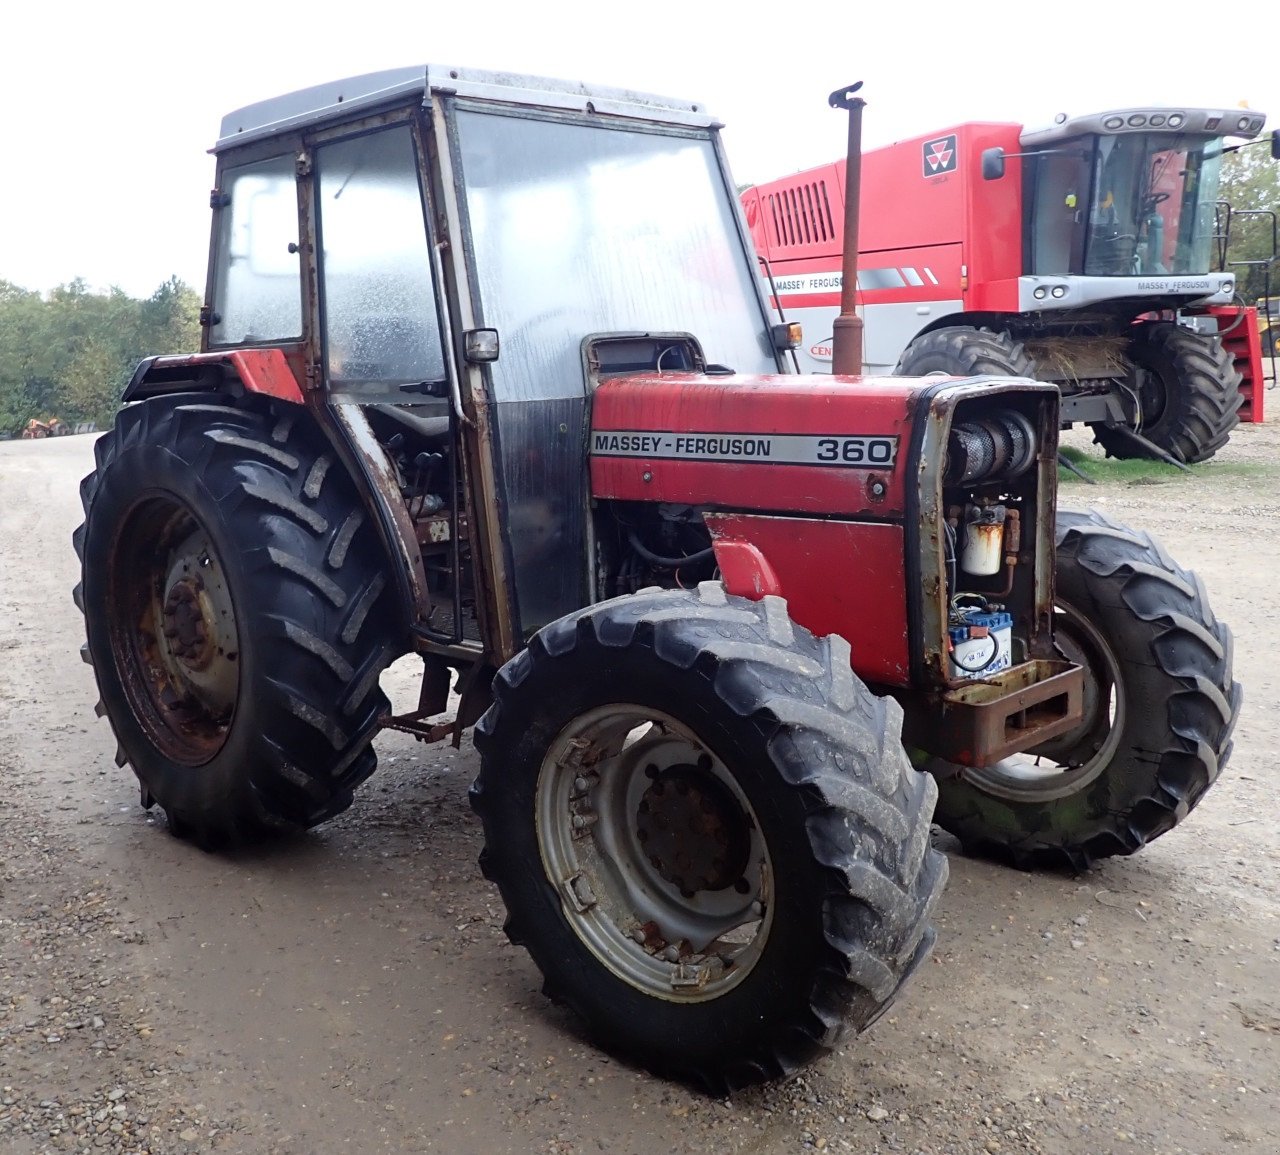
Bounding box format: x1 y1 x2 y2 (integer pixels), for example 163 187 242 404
626 529 715 570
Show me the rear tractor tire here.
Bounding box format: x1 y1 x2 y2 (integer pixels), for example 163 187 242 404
73 394 402 845
931 509 1240 870
1091 323 1242 464
470 583 947 1093
893 325 1037 380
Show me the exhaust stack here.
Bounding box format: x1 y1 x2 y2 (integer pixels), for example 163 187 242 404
828 81 866 376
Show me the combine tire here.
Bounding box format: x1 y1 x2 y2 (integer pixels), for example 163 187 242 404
893 325 1037 380
1091 323 1242 464
73 394 401 845
932 509 1240 871
470 583 946 1094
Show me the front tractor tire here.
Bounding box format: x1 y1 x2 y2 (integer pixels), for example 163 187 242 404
74 394 401 845
469 583 947 1094
1092 323 1242 464
893 325 1037 380
932 510 1240 870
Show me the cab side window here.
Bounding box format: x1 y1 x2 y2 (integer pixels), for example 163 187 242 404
315 125 445 391
210 154 303 345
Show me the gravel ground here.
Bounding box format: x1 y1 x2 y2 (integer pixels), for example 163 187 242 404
1 421 1278 1154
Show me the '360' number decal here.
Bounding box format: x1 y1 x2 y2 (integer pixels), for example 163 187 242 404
815 437 896 465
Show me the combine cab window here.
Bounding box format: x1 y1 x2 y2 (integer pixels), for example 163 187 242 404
315 125 445 393
1085 133 1223 276
210 155 303 344
1027 142 1091 275
1026 132 1224 278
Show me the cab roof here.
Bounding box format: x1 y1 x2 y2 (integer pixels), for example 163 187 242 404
214 65 716 153
1021 106 1267 147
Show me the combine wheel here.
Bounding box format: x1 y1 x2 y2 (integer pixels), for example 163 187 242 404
470 583 946 1093
893 325 1037 380
932 509 1240 870
73 394 401 845
1091 323 1242 464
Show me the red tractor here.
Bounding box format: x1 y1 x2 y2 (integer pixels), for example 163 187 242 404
75 68 1239 1093
743 107 1278 463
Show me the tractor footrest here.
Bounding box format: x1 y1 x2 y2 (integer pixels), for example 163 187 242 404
903 659 1085 767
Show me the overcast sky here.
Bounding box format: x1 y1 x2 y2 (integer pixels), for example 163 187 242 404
4 0 1277 298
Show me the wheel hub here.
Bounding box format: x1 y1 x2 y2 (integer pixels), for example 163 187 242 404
109 498 242 766
153 527 240 720
536 705 772 1002
636 765 751 896
161 577 216 670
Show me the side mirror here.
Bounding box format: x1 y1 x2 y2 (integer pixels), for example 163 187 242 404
1271 129 1280 161
981 147 1006 181
463 328 499 364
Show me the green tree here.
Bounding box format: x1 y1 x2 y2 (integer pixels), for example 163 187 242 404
0 276 202 435
0 280 59 432
1220 144 1280 305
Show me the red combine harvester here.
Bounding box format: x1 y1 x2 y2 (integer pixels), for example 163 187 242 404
744 107 1278 463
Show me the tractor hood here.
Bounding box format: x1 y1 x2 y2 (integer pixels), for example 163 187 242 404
589 371 1050 518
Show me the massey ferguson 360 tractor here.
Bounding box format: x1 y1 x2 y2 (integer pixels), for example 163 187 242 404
74 68 1240 1093
743 106 1278 464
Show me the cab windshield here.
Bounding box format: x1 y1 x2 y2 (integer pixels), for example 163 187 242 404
452 106 776 636
1027 132 1224 278
455 107 776 402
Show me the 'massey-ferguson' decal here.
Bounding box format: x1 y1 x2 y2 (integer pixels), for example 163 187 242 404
591 430 898 467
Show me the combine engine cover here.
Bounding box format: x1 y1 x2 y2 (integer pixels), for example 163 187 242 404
590 371 1083 767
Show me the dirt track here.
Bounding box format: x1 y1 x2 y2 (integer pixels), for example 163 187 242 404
1 426 1278 1154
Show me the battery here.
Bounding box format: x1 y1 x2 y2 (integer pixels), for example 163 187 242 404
948 610 1013 679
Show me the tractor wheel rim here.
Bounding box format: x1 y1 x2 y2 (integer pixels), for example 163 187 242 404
110 495 241 766
536 704 772 1002
959 600 1123 803
1134 362 1170 429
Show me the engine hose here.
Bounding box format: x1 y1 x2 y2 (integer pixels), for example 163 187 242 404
626 529 716 570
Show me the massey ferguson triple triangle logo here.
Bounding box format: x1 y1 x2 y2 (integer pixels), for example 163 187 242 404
922 134 958 177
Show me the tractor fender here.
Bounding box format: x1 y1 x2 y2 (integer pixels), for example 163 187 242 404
121 349 306 404
708 538 782 600
119 350 433 636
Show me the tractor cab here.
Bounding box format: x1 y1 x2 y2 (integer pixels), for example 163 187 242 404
197 67 784 649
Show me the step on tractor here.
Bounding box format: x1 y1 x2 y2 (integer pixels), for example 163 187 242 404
74 68 1240 1093
743 106 1280 464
